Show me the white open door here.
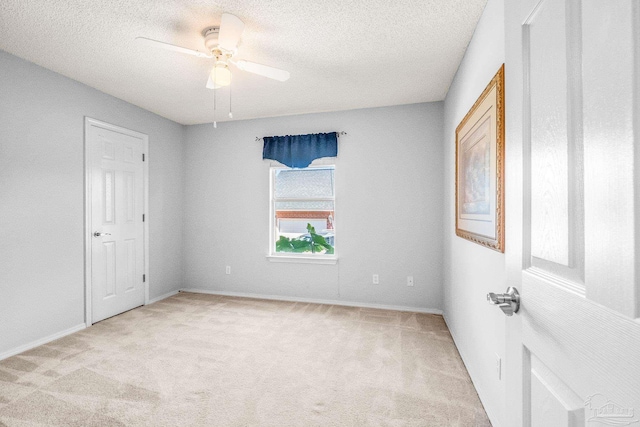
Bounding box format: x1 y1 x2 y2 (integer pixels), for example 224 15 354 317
85 118 148 324
503 0 640 425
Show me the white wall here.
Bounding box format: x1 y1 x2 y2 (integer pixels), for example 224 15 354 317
0 51 184 356
442 0 506 425
183 103 444 311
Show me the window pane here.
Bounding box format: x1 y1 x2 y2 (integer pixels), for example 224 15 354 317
275 201 335 235
275 216 335 254
274 168 335 198
272 167 335 255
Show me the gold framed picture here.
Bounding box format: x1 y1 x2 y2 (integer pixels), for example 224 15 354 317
455 65 505 252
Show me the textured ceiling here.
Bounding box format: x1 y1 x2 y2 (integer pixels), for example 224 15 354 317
0 0 487 125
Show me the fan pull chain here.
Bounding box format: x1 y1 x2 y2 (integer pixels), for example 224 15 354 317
213 68 217 129
229 76 233 119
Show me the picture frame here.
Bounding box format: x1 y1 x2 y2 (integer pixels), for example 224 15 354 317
455 64 505 252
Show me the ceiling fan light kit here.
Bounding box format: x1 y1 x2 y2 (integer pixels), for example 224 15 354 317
211 63 231 87
136 13 290 126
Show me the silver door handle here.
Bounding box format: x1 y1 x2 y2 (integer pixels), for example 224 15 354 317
93 232 112 237
487 287 520 316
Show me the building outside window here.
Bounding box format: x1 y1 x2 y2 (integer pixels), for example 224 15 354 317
270 166 335 257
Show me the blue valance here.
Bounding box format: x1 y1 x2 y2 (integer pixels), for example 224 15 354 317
262 132 338 168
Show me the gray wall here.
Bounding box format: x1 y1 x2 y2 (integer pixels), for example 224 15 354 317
183 103 444 311
0 51 184 356
442 0 505 425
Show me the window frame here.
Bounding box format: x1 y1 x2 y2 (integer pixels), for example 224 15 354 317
267 164 337 264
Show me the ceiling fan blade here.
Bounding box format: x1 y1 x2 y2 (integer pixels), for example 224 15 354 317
136 37 212 58
218 13 245 51
233 60 290 82
206 74 216 89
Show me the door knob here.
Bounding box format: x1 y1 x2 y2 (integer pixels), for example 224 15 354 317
487 287 520 316
93 232 112 237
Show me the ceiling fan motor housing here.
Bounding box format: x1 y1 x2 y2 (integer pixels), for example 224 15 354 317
203 26 220 52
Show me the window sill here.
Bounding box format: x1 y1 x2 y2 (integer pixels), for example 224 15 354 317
266 255 338 265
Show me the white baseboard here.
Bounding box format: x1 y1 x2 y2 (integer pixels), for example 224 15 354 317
180 288 443 315
147 290 179 304
443 313 501 427
0 323 86 361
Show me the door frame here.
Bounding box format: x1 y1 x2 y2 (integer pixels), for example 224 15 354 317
83 117 150 327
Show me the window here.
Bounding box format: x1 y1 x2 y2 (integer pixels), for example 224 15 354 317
269 166 335 259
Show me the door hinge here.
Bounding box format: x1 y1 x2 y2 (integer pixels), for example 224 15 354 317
143 274 146 282
142 153 145 161
142 214 145 222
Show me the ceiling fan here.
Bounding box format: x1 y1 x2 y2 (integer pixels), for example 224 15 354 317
136 13 290 90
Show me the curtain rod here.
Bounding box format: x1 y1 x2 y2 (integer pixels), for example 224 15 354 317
255 131 347 142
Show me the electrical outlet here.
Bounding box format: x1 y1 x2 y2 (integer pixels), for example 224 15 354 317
496 354 502 380
225 266 231 275
407 276 414 287
372 274 379 285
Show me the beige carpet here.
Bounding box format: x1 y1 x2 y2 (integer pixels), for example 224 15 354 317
0 292 490 426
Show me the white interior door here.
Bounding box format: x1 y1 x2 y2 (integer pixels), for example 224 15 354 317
86 119 147 324
504 0 640 425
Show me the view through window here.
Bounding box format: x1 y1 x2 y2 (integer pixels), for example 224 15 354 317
271 166 335 255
